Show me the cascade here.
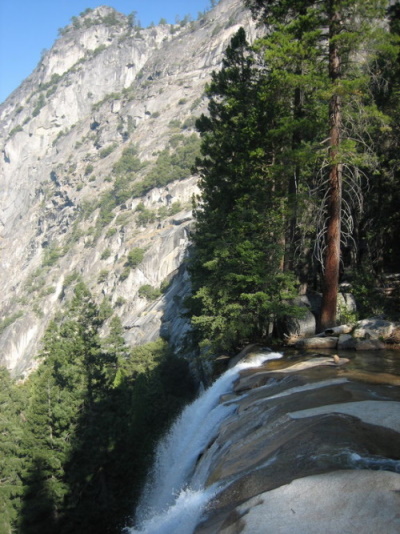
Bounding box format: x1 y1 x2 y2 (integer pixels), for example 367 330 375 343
127 352 283 534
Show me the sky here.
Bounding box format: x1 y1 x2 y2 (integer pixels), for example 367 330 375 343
0 0 215 104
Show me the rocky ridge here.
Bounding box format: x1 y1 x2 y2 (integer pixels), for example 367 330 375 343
0 0 256 376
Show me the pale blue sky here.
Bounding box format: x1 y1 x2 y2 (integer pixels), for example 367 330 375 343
0 0 215 104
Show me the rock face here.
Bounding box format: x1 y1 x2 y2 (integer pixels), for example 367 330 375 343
0 0 256 376
193 353 400 533
220 471 400 534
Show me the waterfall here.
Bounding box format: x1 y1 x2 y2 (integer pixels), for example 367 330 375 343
127 351 283 534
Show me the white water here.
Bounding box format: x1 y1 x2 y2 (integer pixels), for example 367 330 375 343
127 351 283 534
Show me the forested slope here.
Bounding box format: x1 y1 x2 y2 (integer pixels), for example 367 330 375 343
188 0 400 354
1 1 400 533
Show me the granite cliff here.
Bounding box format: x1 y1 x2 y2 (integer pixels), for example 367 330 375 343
0 0 256 376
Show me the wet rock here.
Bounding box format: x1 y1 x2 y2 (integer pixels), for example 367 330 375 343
289 399 400 433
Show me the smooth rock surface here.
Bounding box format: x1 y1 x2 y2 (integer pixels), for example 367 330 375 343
289 399 400 432
219 471 400 534
194 352 400 534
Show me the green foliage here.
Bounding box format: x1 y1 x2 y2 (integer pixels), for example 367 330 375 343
112 144 143 176
99 142 118 159
119 267 131 281
84 163 94 175
114 296 126 307
138 284 162 300
242 0 397 327
63 271 81 288
32 93 46 117
168 119 181 129
98 297 113 321
0 283 195 533
140 134 201 191
8 125 23 138
188 28 301 352
0 369 27 533
92 44 107 57
136 203 156 225
42 245 64 267
125 247 145 268
100 248 111 260
0 311 23 335
97 269 109 283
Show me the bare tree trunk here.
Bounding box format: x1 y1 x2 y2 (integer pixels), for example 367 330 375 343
320 3 342 330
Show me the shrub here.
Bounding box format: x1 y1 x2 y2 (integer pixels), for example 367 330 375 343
0 312 23 335
136 208 156 226
138 284 161 300
115 213 131 226
106 227 117 238
125 248 145 268
101 248 112 260
168 119 181 129
120 267 130 281
98 270 109 283
8 125 23 138
113 144 143 175
32 93 46 117
99 143 118 158
42 245 63 267
85 164 94 175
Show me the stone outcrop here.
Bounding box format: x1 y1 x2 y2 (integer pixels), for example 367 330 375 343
0 0 256 375
293 318 400 351
193 353 400 533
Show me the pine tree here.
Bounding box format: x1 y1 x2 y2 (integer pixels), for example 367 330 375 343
245 0 392 328
21 283 118 533
189 28 301 352
0 369 27 534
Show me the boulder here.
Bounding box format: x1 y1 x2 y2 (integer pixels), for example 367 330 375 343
280 295 317 339
337 333 357 350
355 338 386 350
337 291 357 320
353 318 395 340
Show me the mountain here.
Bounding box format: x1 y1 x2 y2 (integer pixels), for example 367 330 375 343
0 0 256 377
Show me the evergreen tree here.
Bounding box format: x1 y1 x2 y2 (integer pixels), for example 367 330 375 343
19 285 195 533
0 369 27 534
245 0 393 328
189 28 301 353
21 283 117 533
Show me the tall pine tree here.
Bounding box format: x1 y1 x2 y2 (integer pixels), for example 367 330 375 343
189 28 300 353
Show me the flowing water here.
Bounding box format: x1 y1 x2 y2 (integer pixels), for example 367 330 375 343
126 352 283 534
